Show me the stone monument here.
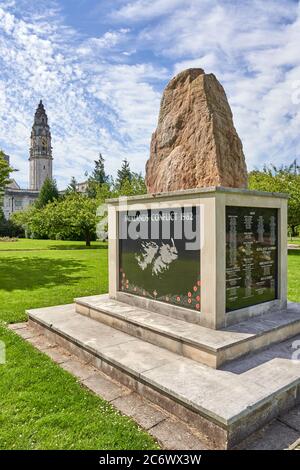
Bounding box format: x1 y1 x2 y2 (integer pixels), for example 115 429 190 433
27 71 300 450
108 188 287 332
145 68 248 193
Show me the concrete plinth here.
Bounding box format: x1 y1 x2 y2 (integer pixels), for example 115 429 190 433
27 300 300 449
75 294 300 369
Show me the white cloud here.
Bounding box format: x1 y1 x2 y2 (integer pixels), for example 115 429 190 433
0 1 165 189
124 0 300 168
173 54 217 75
113 0 187 22
77 29 130 56
1 0 300 191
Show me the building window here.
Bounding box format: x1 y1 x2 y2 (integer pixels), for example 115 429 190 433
14 199 23 208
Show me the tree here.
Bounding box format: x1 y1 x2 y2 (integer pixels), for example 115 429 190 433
43 193 99 246
91 153 108 184
35 177 59 208
0 150 14 195
95 182 113 203
0 215 24 237
113 172 146 197
249 160 300 236
66 176 78 194
0 150 15 221
115 158 132 188
11 206 47 239
13 193 100 245
87 154 109 198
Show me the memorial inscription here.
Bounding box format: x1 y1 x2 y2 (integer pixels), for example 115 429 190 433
226 206 278 312
119 206 201 311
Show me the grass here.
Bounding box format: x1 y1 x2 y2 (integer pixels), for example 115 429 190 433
287 249 300 302
0 240 108 324
1 238 299 450
0 239 158 450
0 238 107 251
288 237 300 246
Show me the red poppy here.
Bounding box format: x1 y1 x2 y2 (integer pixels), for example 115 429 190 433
188 298 192 304
196 303 200 310
188 292 192 297
197 280 201 286
196 295 200 301
193 286 198 292
176 296 180 302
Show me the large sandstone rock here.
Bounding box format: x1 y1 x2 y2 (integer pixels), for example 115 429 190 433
145 68 247 193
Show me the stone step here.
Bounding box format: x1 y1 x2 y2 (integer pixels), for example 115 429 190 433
27 303 300 449
74 294 300 368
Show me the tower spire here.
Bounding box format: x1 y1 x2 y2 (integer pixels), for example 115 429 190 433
29 101 53 191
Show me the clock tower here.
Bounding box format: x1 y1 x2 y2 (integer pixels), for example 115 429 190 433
29 100 53 191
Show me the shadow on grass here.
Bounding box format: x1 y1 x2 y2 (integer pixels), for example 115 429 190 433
288 249 300 255
48 244 108 251
0 257 89 291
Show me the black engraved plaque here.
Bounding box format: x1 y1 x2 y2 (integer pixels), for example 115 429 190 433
226 206 278 312
118 206 201 311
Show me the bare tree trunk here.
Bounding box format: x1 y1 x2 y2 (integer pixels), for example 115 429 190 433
291 225 298 238
85 232 91 247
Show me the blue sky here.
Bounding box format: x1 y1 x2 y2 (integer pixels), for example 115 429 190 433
1 0 300 189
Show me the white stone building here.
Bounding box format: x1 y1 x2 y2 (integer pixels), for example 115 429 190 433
75 181 89 194
3 101 53 219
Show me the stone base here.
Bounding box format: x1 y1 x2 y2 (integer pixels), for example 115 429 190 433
27 300 300 449
74 294 300 369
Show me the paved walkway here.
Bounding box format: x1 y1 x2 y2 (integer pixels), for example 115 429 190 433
288 244 300 250
9 321 300 450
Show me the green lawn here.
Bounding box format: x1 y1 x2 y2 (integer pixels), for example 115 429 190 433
0 239 108 324
1 239 300 450
288 237 300 246
287 249 300 302
0 239 158 450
